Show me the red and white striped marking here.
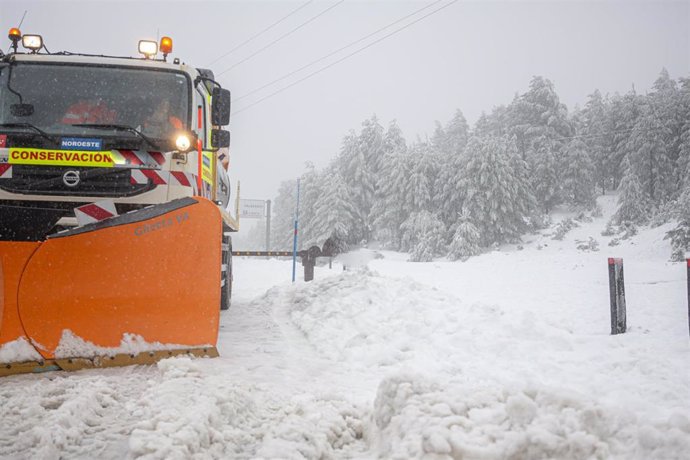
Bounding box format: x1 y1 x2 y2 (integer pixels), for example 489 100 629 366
0 164 11 179
130 169 196 188
74 200 118 226
111 150 166 168
130 169 167 185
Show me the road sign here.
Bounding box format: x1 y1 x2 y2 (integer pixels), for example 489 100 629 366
239 199 265 219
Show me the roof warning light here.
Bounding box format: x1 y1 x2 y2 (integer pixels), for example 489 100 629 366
160 36 173 58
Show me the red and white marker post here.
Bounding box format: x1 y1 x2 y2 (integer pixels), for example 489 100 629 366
608 257 627 335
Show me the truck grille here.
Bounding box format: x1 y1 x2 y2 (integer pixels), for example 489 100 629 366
0 165 155 197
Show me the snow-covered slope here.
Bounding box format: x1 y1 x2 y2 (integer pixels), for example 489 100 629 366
1 195 688 459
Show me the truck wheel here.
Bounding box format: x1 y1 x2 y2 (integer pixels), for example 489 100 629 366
221 227 232 311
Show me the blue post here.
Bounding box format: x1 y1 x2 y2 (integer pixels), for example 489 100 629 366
291 178 300 283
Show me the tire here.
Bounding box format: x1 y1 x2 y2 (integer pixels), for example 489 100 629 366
220 226 232 311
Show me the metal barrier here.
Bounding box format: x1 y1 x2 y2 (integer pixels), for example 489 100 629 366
233 245 327 282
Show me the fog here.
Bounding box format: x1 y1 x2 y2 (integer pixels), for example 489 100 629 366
1 0 688 201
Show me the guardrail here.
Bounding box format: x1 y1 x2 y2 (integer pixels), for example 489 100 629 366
232 245 329 281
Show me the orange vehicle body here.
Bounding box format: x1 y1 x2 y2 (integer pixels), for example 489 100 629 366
0 197 222 375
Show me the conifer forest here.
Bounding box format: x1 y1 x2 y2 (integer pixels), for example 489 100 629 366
263 70 690 261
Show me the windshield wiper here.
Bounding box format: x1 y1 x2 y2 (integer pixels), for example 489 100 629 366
0 122 59 143
72 123 160 151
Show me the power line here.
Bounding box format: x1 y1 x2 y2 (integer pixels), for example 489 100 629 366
232 0 459 116
206 0 314 67
235 0 444 103
217 0 345 76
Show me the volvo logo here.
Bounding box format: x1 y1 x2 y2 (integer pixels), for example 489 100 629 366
62 170 80 187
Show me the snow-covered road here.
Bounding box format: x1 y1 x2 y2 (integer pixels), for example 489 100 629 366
1 196 689 459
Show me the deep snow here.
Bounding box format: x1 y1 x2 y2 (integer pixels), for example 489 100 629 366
1 195 688 459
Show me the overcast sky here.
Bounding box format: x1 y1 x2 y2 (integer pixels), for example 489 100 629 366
1 0 688 203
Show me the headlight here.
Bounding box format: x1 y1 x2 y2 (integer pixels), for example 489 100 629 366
175 134 191 152
22 34 43 51
138 40 158 58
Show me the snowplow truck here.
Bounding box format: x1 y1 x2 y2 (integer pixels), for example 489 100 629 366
0 32 237 376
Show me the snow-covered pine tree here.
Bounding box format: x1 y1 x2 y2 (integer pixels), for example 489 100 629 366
358 115 385 177
430 121 447 155
298 163 325 247
462 135 532 245
529 136 561 212
581 89 612 192
447 210 481 261
609 89 642 189
626 104 674 206
508 76 572 159
407 140 437 213
504 77 571 211
506 136 537 225
335 130 369 243
400 210 446 261
650 68 681 167
444 109 470 155
678 78 690 188
334 116 385 244
615 158 648 224
270 179 298 250
400 141 447 257
357 116 385 241
561 138 597 209
569 104 585 137
665 187 690 261
433 109 470 229
308 169 356 247
371 121 410 249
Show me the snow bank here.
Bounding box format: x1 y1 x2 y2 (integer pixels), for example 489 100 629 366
335 248 383 269
0 368 144 459
369 373 690 459
128 357 365 459
0 336 42 363
259 267 689 408
255 265 690 458
256 266 491 374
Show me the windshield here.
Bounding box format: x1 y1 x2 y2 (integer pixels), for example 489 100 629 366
0 63 190 141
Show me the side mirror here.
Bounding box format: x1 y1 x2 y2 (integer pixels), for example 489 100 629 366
211 88 231 126
10 103 34 117
211 128 230 148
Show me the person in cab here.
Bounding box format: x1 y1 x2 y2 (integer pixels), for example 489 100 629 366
144 99 182 134
61 98 117 125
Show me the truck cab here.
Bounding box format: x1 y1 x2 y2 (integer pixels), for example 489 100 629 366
0 34 233 240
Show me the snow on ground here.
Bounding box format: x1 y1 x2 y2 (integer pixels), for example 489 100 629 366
1 194 689 459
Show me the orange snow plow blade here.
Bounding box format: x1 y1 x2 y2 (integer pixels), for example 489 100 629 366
0 197 221 376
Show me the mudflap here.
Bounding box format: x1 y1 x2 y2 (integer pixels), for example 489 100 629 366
0 197 222 376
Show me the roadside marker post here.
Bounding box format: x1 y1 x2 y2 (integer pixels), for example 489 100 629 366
291 178 300 283
608 257 627 335
686 259 690 337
